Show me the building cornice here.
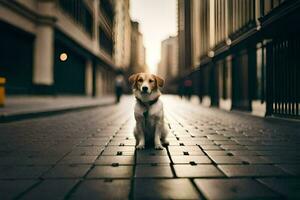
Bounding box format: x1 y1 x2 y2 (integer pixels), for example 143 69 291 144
259 0 300 29
0 0 56 26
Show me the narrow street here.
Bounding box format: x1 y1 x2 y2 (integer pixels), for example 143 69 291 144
0 96 299 199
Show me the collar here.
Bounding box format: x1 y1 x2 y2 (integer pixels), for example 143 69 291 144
136 97 159 109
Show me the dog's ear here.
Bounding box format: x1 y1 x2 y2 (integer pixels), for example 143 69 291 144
129 73 138 85
154 75 164 87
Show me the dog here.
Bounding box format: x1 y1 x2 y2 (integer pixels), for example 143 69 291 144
129 73 169 150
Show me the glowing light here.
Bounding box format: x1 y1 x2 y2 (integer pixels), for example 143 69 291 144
226 38 232 46
208 51 215 58
60 53 68 61
256 25 261 31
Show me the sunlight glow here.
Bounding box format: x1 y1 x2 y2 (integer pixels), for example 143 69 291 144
130 0 177 74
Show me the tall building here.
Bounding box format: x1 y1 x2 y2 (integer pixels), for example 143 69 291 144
177 0 300 118
130 21 147 73
0 0 125 96
177 0 192 76
113 0 131 69
157 36 178 79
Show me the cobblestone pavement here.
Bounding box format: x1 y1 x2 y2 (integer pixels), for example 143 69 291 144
0 96 299 199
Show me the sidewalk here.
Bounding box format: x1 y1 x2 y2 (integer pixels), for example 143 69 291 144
0 96 299 199
0 95 115 122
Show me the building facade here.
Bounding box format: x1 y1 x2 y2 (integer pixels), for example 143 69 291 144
158 36 178 79
0 0 127 96
129 21 147 74
178 0 300 118
158 36 178 93
177 0 192 76
113 0 131 70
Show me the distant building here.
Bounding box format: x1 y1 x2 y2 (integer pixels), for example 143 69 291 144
157 36 178 79
130 21 147 73
114 0 131 69
0 0 128 96
177 0 300 118
177 0 192 76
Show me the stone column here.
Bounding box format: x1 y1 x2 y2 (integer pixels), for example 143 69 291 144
33 1 56 86
85 60 93 96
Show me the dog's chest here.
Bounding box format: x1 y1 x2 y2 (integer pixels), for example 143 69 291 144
134 101 163 128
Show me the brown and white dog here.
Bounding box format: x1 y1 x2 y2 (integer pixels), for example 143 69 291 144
129 73 169 150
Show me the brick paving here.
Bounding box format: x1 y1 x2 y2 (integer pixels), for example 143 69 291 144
0 95 299 199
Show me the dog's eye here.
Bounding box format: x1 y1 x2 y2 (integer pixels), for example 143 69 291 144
138 79 143 82
149 79 154 83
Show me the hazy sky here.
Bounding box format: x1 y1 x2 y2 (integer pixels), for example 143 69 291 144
130 0 177 73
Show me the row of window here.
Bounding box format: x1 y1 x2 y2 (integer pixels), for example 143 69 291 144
211 0 287 48
58 0 114 56
58 0 93 36
260 0 287 16
99 26 113 56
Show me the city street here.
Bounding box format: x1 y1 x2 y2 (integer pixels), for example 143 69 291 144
0 95 299 199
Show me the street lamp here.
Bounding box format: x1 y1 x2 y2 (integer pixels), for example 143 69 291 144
59 52 68 62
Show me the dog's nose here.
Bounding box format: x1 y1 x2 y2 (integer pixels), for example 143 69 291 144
142 86 148 92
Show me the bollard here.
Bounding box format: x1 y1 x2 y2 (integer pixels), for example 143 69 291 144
0 77 6 107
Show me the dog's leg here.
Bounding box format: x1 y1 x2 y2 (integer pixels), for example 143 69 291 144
161 124 169 146
135 121 145 150
154 123 164 150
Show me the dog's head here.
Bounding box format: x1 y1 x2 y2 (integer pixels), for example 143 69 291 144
129 73 164 101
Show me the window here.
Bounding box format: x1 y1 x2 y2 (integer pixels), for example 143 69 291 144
58 0 93 37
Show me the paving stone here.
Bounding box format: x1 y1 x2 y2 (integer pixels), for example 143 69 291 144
277 164 300 175
108 139 136 146
221 145 247 150
136 149 168 156
87 166 133 178
58 156 97 164
199 144 223 150
135 165 173 177
171 156 212 164
102 149 135 156
134 179 200 199
181 140 214 145
104 146 136 152
0 166 50 179
136 156 170 164
238 155 270 164
194 178 279 199
209 155 243 164
168 146 202 152
21 180 78 200
79 139 110 146
174 165 224 177
214 140 238 145
263 156 300 164
230 150 258 156
204 150 230 156
218 165 289 177
0 180 37 199
207 135 229 140
258 177 300 199
43 165 90 178
0 156 61 166
70 179 130 200
95 156 134 165
68 147 104 156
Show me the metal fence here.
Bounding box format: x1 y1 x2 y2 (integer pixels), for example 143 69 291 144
267 37 300 117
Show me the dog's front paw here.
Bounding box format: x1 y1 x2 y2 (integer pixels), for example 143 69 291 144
136 144 145 150
155 144 164 150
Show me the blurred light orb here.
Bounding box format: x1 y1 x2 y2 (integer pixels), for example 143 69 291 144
226 38 232 46
60 53 68 61
208 51 215 58
256 25 261 31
